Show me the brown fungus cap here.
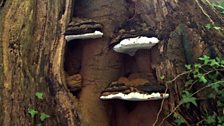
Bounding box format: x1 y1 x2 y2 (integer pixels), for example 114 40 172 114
100 73 169 101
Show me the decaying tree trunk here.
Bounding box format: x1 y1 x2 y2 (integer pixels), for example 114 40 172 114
0 0 223 125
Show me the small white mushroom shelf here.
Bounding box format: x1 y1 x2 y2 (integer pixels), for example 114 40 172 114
100 92 169 101
65 30 103 41
100 77 169 101
113 36 159 56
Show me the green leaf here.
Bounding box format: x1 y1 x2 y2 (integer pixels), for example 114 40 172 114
214 4 224 11
205 115 216 124
175 117 185 126
208 71 219 81
208 93 216 99
40 112 50 122
210 59 220 67
36 123 42 126
193 73 202 79
199 55 210 64
173 113 185 126
160 75 165 80
194 64 202 69
185 64 192 70
185 79 193 87
35 92 44 100
218 116 224 124
214 26 222 30
180 91 197 106
211 82 221 92
205 23 222 31
206 23 213 29
221 60 224 65
28 108 38 118
199 75 208 84
221 2 224 7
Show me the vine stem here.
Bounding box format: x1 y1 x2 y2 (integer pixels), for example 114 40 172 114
157 80 224 126
195 0 214 24
153 59 224 125
166 71 191 84
152 83 168 126
192 80 224 96
153 71 190 126
187 68 224 90
158 104 182 126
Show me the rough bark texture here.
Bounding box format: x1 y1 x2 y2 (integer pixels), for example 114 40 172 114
0 0 223 126
0 0 75 125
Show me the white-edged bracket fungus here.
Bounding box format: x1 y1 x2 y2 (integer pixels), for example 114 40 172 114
100 92 169 101
100 81 169 101
113 36 159 56
65 30 103 41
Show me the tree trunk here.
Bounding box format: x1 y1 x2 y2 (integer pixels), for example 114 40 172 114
0 0 223 126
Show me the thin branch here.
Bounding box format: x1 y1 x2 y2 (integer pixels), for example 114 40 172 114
157 80 224 125
152 83 168 126
192 80 224 96
167 71 191 84
195 0 214 24
158 104 182 126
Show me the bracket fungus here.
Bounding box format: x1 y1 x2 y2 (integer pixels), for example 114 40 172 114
113 36 159 56
65 31 103 41
100 92 169 101
100 76 169 101
64 17 103 41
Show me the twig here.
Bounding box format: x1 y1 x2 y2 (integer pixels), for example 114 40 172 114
153 70 190 126
167 71 191 84
152 83 168 126
192 80 224 96
157 80 224 125
158 104 182 126
195 0 214 24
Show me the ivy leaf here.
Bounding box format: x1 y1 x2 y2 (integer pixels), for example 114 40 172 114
36 123 42 126
194 64 202 69
185 79 193 87
205 23 213 30
208 93 216 99
185 64 191 70
210 59 220 67
216 57 221 63
180 91 197 106
221 60 224 67
205 23 222 31
35 92 44 100
160 75 165 80
211 82 221 92
199 55 210 65
28 108 38 118
213 4 224 11
40 112 50 122
208 71 219 81
213 26 222 30
221 2 224 7
175 117 185 126
199 75 208 84
205 115 216 124
173 113 185 126
217 116 224 124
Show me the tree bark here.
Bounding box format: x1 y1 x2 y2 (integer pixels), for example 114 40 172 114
0 0 223 125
